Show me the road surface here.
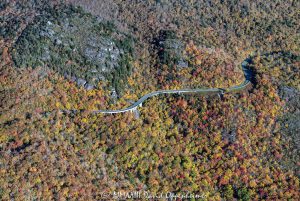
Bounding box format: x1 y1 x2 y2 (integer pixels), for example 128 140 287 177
63 59 253 114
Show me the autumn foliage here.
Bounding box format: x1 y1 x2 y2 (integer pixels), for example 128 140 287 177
1 0 299 200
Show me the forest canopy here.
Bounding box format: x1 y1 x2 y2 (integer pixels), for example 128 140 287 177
0 0 299 200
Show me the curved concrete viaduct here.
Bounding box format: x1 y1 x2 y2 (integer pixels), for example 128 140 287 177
64 59 254 114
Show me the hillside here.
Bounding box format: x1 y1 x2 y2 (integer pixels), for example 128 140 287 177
0 0 299 200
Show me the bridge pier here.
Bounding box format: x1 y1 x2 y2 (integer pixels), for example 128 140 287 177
133 108 140 119
86 60 252 114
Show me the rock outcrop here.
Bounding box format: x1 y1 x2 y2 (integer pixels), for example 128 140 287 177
12 4 134 93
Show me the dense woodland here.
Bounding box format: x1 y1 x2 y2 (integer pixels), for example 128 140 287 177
1 0 299 200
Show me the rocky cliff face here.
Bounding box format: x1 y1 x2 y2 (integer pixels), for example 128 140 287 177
156 30 188 69
11 4 134 93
